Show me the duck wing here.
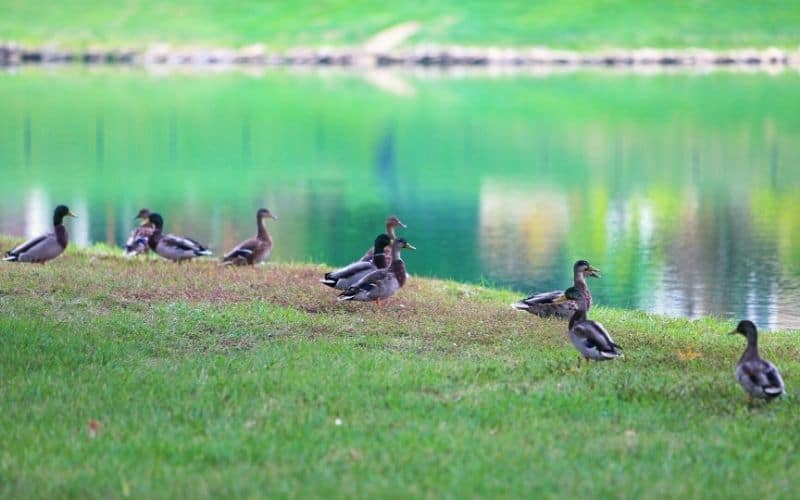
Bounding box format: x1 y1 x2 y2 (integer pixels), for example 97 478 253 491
518 290 564 305
222 237 262 262
572 320 622 357
337 269 396 301
321 260 377 289
5 234 50 258
3 233 63 262
739 359 785 396
164 234 210 254
156 234 212 260
511 290 577 318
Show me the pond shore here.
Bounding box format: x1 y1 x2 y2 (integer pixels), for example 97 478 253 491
2 42 799 69
2 238 798 496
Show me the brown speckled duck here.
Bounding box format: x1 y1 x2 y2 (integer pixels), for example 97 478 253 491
339 237 415 304
512 260 600 319
360 215 406 266
730 320 785 401
124 208 155 257
3 205 77 263
146 213 212 262
221 208 277 266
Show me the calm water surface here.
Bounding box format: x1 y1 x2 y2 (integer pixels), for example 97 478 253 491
1 68 798 329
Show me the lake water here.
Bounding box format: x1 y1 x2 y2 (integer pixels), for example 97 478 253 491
1 68 798 329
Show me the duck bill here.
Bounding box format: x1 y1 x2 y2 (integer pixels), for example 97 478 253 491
139 218 150 226
587 266 601 278
727 330 738 335
67 211 78 218
397 221 407 228
404 243 416 250
269 214 278 220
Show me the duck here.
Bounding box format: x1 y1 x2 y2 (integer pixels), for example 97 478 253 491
360 215 406 266
512 260 601 319
321 234 392 290
145 213 212 262
338 237 415 303
124 208 155 257
3 205 77 263
730 320 785 401
558 286 622 361
221 208 277 266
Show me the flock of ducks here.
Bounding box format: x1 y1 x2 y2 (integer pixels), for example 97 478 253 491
2 204 787 403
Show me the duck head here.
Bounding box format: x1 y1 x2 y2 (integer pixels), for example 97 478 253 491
393 237 416 250
574 259 601 278
134 208 151 220
257 208 278 220
53 205 77 225
386 215 407 229
729 320 758 340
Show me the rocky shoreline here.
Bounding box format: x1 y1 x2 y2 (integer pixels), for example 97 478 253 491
1 43 798 69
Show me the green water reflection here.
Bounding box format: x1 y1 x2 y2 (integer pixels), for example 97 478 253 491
1 68 798 329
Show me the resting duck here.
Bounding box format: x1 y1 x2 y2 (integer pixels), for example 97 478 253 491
559 286 622 361
221 208 277 266
321 234 391 290
124 208 155 257
512 260 600 319
3 205 77 263
730 320 785 401
360 215 406 266
338 237 415 303
145 213 212 262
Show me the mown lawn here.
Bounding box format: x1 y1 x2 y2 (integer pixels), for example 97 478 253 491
1 238 798 498
1 0 799 50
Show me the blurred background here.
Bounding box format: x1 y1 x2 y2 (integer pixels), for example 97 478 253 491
1 1 799 328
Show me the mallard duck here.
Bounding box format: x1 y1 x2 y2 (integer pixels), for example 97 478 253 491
145 213 212 262
124 208 155 257
338 237 415 303
730 320 785 401
558 286 622 361
321 234 391 290
360 215 406 266
3 205 77 263
221 208 277 266
512 260 601 318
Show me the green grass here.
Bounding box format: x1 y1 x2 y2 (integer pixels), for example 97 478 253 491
1 0 799 50
1 237 799 498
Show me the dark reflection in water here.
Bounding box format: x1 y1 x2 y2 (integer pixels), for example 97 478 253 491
0 70 798 330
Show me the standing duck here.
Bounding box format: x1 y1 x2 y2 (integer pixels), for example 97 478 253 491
360 215 406 266
124 208 155 257
730 320 785 401
558 286 622 361
512 260 601 319
145 213 212 262
221 208 277 266
338 237 415 303
321 234 391 290
3 205 77 263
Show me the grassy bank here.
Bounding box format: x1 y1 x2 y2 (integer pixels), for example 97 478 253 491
1 237 798 498
1 1 799 50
